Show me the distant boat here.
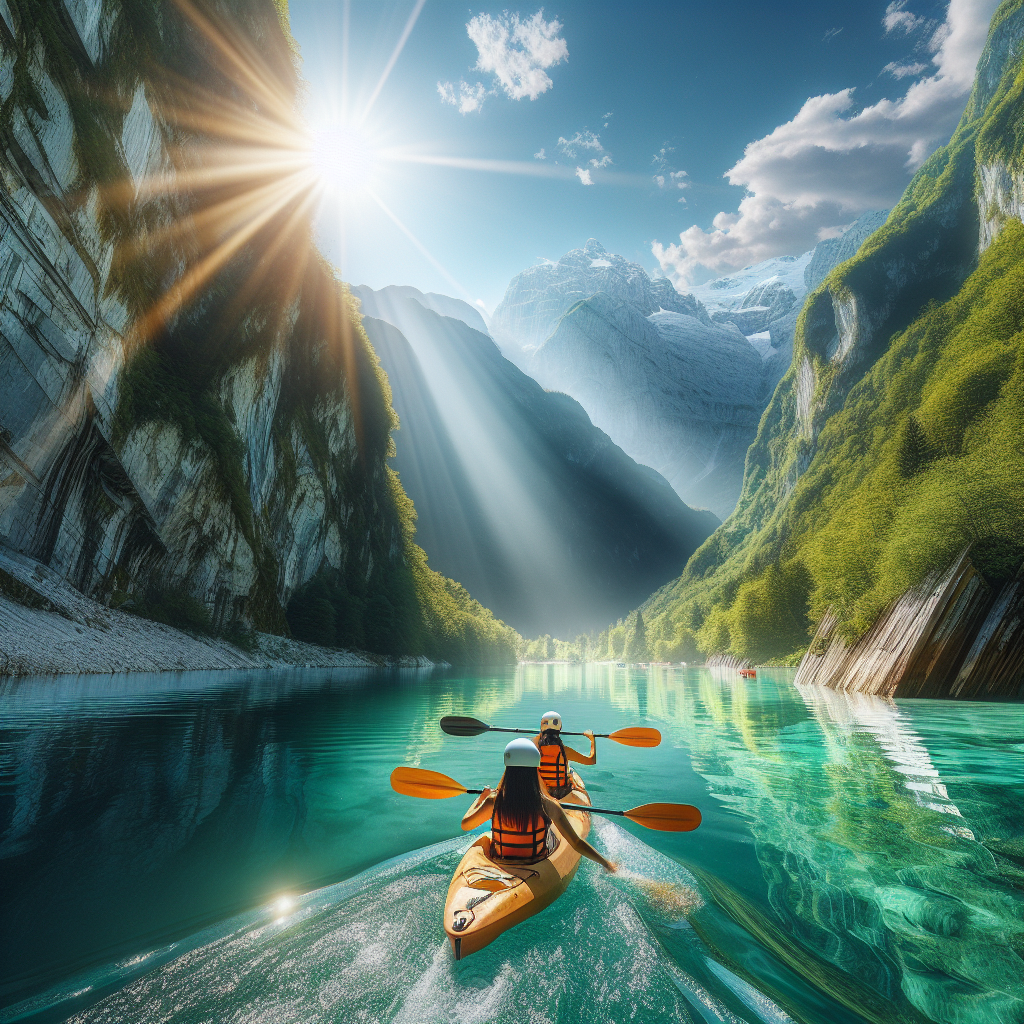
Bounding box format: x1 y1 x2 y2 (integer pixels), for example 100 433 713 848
616 662 626 668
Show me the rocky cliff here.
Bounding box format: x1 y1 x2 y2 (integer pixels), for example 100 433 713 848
0 0 517 665
511 218 889 519
631 0 1024 696
531 295 762 518
357 291 719 638
795 550 1023 699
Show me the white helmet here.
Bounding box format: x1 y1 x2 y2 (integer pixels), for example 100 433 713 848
540 711 562 732
504 738 541 768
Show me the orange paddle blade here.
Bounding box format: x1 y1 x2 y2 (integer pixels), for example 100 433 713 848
608 727 662 748
623 802 702 832
390 766 468 800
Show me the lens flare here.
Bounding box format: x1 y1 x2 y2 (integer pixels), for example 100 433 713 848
311 124 377 195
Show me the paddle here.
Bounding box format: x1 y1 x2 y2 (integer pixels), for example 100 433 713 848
390 767 701 832
439 716 661 748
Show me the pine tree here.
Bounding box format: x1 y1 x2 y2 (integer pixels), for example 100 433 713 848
896 415 936 478
625 610 650 662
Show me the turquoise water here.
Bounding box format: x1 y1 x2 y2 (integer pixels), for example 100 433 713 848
0 665 1020 1023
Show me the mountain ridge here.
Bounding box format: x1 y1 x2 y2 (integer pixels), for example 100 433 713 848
356 291 719 637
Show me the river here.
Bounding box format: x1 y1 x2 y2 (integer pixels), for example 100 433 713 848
0 665 1020 1023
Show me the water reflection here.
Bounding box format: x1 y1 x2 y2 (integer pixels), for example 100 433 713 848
641 668 1024 1024
0 665 1020 1024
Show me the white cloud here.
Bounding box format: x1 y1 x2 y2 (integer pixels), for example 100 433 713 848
590 154 612 168
884 1 926 34
652 0 1000 286
652 144 675 172
576 167 594 185
883 60 929 78
823 26 843 42
466 10 568 102
558 130 603 157
437 79 490 113
534 147 546 160
653 149 689 198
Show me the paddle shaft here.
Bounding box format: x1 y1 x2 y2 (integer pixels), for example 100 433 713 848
483 726 611 739
462 787 625 817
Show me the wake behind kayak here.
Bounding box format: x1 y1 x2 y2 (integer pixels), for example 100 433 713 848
8 831 808 1024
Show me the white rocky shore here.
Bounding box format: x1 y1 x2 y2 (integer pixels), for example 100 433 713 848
0 548 440 678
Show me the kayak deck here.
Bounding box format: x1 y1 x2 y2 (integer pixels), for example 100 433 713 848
443 775 592 960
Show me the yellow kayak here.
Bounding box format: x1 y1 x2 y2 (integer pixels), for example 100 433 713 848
444 773 592 960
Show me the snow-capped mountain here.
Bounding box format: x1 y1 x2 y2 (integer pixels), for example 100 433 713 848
686 252 813 315
531 295 763 517
496 215 890 518
490 238 706 357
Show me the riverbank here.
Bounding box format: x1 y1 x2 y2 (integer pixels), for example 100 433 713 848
0 548 440 678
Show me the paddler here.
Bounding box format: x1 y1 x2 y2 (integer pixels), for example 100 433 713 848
461 739 617 873
534 711 596 798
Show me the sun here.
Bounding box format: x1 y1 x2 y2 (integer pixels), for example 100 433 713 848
310 123 378 196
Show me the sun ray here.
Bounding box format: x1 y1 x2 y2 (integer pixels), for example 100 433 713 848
207 189 320 340
386 153 575 179
366 190 474 303
358 0 428 125
170 0 297 125
387 152 651 187
341 0 351 123
132 176 315 343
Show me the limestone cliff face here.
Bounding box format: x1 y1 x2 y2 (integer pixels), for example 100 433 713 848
796 552 1023 699
0 0 421 643
977 160 1024 250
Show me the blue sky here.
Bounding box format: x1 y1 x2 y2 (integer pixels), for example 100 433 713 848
289 0 996 311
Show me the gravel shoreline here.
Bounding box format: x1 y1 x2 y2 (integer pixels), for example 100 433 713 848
0 548 440 678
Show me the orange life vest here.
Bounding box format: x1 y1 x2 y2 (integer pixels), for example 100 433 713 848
491 809 548 860
539 743 569 790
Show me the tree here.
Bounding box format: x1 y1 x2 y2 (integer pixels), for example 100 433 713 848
625 610 650 662
896 414 937 478
610 622 626 659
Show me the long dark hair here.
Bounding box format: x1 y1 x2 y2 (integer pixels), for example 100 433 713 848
493 765 544 831
539 728 565 753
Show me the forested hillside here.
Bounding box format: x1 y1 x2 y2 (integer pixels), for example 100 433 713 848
633 0 1024 674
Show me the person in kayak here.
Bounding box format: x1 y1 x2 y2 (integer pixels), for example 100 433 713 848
534 710 596 799
461 739 617 873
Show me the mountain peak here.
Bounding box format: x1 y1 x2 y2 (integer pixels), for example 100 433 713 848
584 238 606 253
